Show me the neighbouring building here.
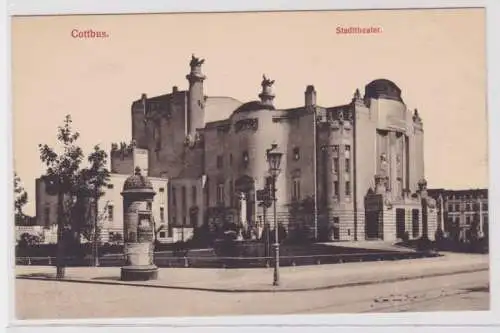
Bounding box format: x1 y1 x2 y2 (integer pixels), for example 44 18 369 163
34 144 174 244
126 54 438 243
427 188 488 242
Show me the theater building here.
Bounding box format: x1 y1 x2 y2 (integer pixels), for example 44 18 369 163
127 55 438 242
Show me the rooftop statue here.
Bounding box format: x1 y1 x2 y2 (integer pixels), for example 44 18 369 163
190 54 205 67
261 74 275 87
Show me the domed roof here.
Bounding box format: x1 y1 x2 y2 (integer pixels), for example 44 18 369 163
233 100 275 114
123 167 154 192
364 79 403 102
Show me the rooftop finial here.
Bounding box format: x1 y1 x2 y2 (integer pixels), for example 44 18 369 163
134 166 142 176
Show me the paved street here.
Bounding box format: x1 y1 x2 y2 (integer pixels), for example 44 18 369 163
16 267 488 319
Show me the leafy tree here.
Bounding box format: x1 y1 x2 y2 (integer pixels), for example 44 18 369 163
14 172 28 224
38 115 110 278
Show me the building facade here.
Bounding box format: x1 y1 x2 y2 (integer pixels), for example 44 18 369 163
128 55 438 243
427 188 488 242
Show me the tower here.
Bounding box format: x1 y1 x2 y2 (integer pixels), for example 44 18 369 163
305 85 317 107
186 54 206 137
259 74 275 107
131 93 147 149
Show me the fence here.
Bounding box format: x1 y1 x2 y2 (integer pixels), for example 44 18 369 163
15 249 438 269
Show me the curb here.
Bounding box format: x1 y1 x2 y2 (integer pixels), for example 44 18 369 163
16 266 488 293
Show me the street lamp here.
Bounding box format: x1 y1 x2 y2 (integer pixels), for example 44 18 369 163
266 143 283 286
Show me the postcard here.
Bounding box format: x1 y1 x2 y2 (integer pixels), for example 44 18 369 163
10 6 490 324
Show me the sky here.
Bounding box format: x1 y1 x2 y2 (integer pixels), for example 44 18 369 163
11 8 487 216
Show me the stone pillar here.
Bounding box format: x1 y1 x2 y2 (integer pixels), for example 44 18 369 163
120 167 158 281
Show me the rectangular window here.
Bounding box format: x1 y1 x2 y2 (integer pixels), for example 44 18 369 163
483 202 488 210
396 208 406 239
160 207 165 222
334 181 339 196
466 203 471 211
159 231 166 238
448 204 453 212
242 151 249 167
182 186 187 212
333 158 339 173
44 207 50 225
333 217 340 240
172 187 177 207
159 187 165 205
412 209 419 238
192 186 197 205
108 205 114 221
345 158 350 173
455 204 460 211
217 155 223 169
345 181 351 196
107 184 114 189
466 216 471 225
229 180 234 206
168 224 173 237
292 179 301 201
217 183 225 205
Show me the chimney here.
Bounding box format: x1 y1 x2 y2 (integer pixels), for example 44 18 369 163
305 85 316 107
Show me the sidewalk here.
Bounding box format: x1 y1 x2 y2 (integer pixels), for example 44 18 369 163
16 252 489 293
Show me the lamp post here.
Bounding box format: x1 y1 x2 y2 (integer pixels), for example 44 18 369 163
266 144 283 286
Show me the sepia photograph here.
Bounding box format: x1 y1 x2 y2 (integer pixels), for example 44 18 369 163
11 7 489 321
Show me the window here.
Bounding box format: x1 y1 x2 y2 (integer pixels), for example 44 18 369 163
217 183 225 204
333 158 339 173
44 207 50 225
107 184 114 189
334 181 339 196
292 179 301 201
412 209 420 237
332 145 339 153
242 151 249 166
466 216 471 225
217 155 223 169
396 209 406 239
182 186 187 212
147 201 152 211
168 224 173 237
192 186 197 205
345 181 351 196
108 205 114 221
229 180 234 206
455 204 459 211
172 187 177 206
344 145 351 158
448 204 453 212
159 231 166 238
483 202 488 210
293 147 300 161
159 187 165 204
345 158 350 173
160 207 165 222
466 203 471 211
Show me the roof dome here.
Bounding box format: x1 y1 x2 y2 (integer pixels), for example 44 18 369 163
364 79 403 102
123 167 154 192
233 100 275 114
